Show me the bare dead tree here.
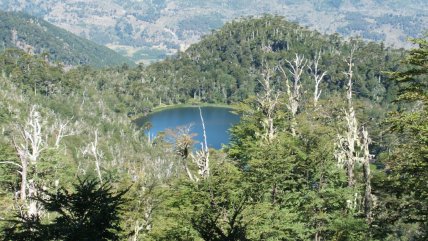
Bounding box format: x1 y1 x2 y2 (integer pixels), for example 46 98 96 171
278 54 307 136
91 130 103 184
6 137 27 205
51 116 75 149
335 47 374 222
361 126 373 224
257 64 280 142
308 51 327 107
22 106 45 165
15 106 45 216
191 107 210 179
0 105 68 217
82 129 104 184
335 47 360 187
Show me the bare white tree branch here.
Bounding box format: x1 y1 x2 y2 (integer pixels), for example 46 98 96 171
278 54 307 136
82 129 104 184
257 64 280 142
308 51 327 107
190 107 210 179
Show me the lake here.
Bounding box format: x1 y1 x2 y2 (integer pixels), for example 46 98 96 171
135 106 240 149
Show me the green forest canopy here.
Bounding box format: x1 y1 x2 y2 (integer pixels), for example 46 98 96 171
0 15 426 240
0 10 134 67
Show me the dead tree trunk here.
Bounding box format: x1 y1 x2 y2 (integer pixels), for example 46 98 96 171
7 137 27 202
257 64 280 142
278 54 307 136
191 107 210 180
199 107 209 178
361 126 373 224
82 129 104 184
309 51 327 107
335 47 374 220
335 47 359 188
52 117 74 149
20 106 44 217
91 130 103 184
2 105 66 217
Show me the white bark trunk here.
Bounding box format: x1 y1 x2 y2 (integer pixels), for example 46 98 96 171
7 106 55 217
199 107 209 178
278 54 307 136
92 130 103 184
52 117 75 149
257 65 280 142
81 129 104 183
309 51 327 107
335 47 359 187
190 107 210 180
361 127 373 224
28 179 38 217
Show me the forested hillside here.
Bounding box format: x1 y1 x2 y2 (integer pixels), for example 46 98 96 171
145 16 403 106
0 16 427 240
1 0 425 62
0 11 134 67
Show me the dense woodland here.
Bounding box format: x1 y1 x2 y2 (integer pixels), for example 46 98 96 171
0 15 427 240
0 11 135 67
2 0 425 62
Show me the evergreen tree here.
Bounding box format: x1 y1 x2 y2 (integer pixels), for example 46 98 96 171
374 36 428 240
3 178 128 241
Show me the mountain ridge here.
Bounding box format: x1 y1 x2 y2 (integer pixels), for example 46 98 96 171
0 0 425 63
0 11 134 67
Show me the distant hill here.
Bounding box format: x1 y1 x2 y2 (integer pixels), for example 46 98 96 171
0 0 425 63
142 15 404 107
0 11 134 67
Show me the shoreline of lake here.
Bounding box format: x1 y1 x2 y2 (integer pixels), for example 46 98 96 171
130 102 236 121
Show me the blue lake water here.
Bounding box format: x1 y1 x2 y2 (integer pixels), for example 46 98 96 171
135 106 240 149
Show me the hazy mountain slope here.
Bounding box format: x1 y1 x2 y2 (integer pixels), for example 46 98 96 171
0 11 134 67
0 0 425 63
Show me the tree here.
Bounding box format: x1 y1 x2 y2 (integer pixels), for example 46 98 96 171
255 64 280 143
1 105 46 217
189 161 250 241
81 129 104 184
335 46 360 188
151 157 251 241
3 178 128 241
190 107 210 180
334 46 374 231
308 51 327 107
0 105 73 218
278 54 307 136
227 89 369 240
377 36 428 240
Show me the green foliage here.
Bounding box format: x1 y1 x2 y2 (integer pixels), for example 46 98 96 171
3 178 128 241
374 36 428 240
189 162 250 241
150 158 251 241
0 13 425 241
225 93 371 240
0 11 134 67
144 15 403 108
0 44 170 240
